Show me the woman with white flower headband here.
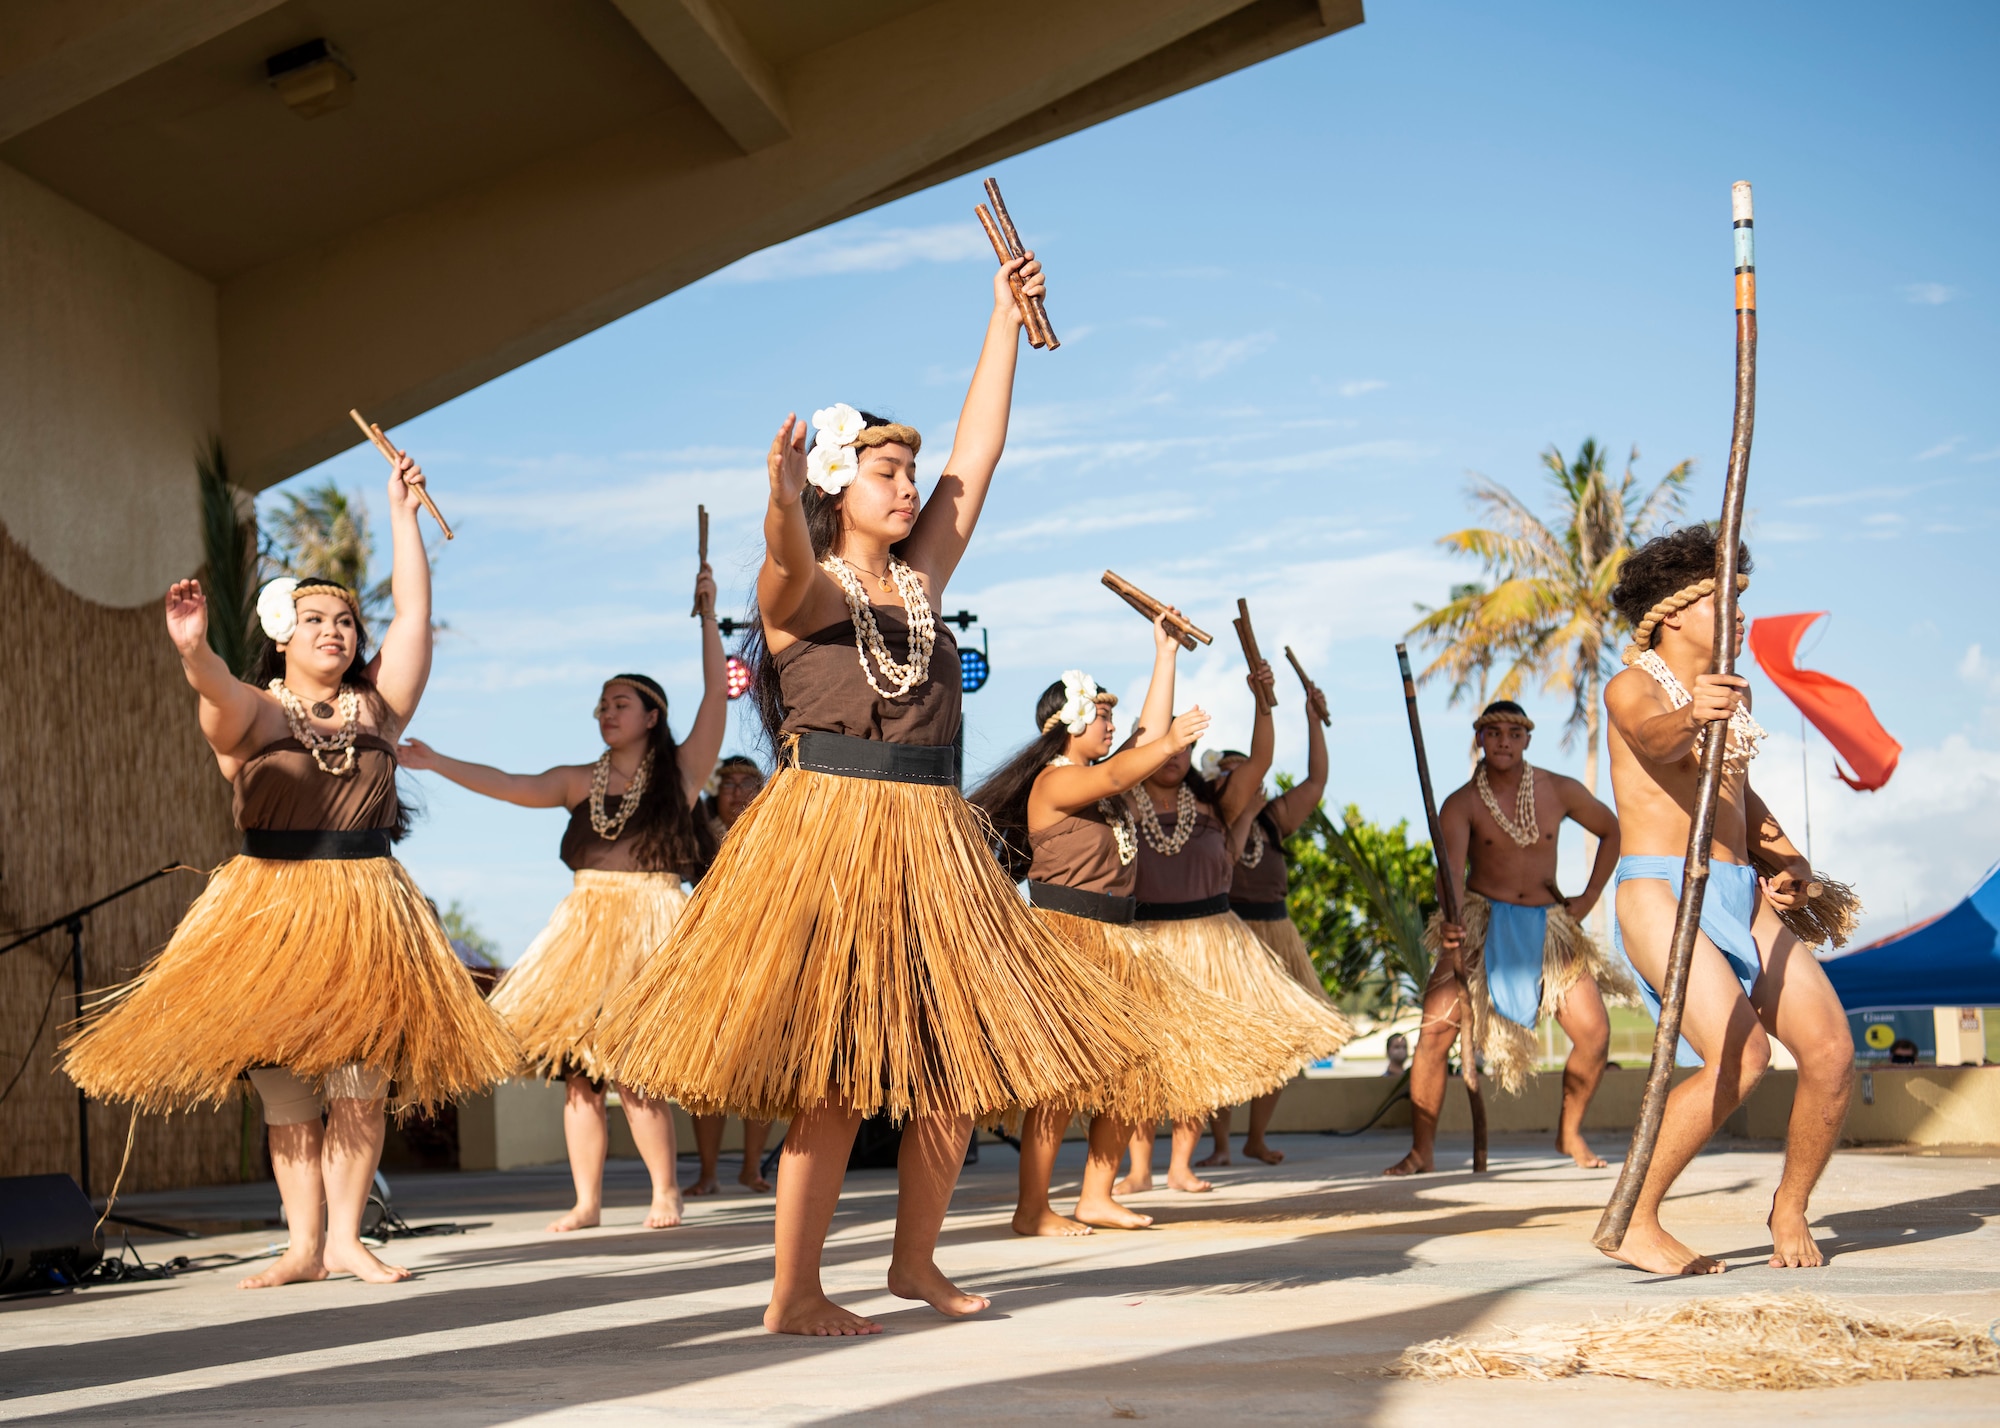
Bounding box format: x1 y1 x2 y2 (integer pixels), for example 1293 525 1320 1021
397 558 726 1234
597 251 1144 1337
1114 660 1355 1197
970 617 1305 1236
1198 672 1338 1171
64 448 516 1291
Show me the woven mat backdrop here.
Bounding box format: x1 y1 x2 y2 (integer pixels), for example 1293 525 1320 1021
1 524 243 1191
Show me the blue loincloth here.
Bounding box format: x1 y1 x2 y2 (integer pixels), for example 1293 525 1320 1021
1482 899 1549 1030
1612 855 1762 1067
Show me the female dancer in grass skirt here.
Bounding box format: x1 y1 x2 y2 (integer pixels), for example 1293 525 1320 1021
596 253 1143 1336
63 450 517 1289
397 560 726 1233
1200 674 1338 1168
971 618 1306 1236
1116 665 1354 1195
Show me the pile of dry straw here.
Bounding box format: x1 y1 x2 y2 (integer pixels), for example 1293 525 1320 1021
1394 1293 2000 1390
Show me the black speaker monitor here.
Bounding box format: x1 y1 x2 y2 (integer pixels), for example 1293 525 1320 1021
0 1174 103 1294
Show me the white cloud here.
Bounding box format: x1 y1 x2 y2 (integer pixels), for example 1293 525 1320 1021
1338 379 1388 398
1915 438 1962 461
1150 332 1275 384
714 222 988 283
1968 447 2000 464
446 456 764 534
1900 282 1956 305
988 502 1205 547
1216 439 1433 476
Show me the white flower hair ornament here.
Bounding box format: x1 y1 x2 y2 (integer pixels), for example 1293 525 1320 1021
807 402 866 495
1199 749 1225 779
257 578 301 642
1042 670 1104 736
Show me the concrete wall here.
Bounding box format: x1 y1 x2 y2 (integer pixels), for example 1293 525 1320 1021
0 159 216 607
459 1079 788 1172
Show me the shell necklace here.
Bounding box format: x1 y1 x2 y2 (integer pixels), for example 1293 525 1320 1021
1239 817 1268 869
822 555 936 700
271 680 361 777
1127 781 1199 857
1634 649 1766 770
1475 759 1539 848
589 748 652 840
1050 757 1137 866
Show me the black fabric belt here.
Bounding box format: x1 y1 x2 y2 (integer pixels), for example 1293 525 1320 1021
1135 892 1232 922
791 730 958 786
242 828 392 861
1230 898 1290 922
1028 881 1137 925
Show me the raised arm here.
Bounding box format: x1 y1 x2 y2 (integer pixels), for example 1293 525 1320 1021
1264 681 1332 835
1556 774 1620 921
395 740 582 809
1218 661 1278 825
164 579 265 760
902 255 1041 594
756 414 821 635
369 448 435 729
1032 708 1211 826
677 563 729 807
1130 612 1184 747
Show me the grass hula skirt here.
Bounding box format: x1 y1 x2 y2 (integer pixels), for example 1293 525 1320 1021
1423 893 1639 1095
1240 914 1339 1007
595 765 1147 1122
493 869 689 1083
1138 911 1354 1068
1033 909 1306 1122
62 854 520 1114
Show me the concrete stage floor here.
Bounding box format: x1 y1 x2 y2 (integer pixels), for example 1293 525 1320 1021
4 1133 1996 1425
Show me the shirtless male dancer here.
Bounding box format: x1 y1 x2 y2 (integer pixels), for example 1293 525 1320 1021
1384 699 1622 1176
1601 525 1850 1275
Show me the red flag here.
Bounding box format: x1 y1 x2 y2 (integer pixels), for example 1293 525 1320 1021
1749 613 1901 791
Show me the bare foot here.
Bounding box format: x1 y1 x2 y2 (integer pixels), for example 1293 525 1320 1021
887 1260 990 1319
323 1239 411 1283
237 1245 328 1289
1074 1198 1154 1230
1113 1171 1154 1196
1600 1220 1726 1276
1381 1150 1432 1177
547 1204 601 1233
1559 1135 1608 1169
738 1165 773 1193
1767 1204 1826 1268
1194 1145 1231 1168
644 1187 684 1229
1241 1139 1285 1165
764 1291 881 1336
1165 1168 1213 1194
1012 1206 1093 1237
685 1173 720 1197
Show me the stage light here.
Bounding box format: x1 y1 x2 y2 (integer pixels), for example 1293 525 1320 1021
960 646 990 694
725 654 752 700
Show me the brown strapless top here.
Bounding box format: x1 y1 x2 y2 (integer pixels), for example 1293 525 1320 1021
233 734 399 832
1133 799 1232 904
774 609 960 746
1230 804 1290 904
1029 800 1135 898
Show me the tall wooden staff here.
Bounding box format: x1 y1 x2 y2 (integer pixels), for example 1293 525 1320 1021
1593 182 1759 1251
1395 642 1488 1171
690 504 709 617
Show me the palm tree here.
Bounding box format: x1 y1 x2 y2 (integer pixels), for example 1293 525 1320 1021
1407 439 1693 798
196 438 262 677
266 480 392 624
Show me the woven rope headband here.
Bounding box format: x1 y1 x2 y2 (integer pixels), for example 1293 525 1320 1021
1473 709 1535 733
1621 573 1750 666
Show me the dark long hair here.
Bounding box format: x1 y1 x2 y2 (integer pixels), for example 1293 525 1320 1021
606 673 717 874
968 680 1076 880
742 409 909 755
252 576 416 840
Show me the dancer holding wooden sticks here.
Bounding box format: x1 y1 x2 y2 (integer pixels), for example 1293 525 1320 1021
397 558 726 1233
1199 659 1339 1168
971 618 1303 1234
63 449 516 1289
596 253 1145 1336
1115 647 1354 1196
1597 526 1851 1273
1380 699 1630 1178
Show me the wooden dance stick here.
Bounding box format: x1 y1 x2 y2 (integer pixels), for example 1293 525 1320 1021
1233 599 1276 711
974 205 1048 350
1397 641 1489 1172
691 504 709 617
1284 646 1332 726
981 177 1059 349
348 409 453 540
1594 182 1760 1253
1101 570 1211 651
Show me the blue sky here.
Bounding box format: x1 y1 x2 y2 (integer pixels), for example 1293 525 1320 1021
272 0 2000 961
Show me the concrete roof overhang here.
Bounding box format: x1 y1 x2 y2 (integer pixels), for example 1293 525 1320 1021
1 0 1361 490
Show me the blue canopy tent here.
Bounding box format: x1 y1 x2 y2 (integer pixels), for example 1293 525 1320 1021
1822 860 2000 1012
